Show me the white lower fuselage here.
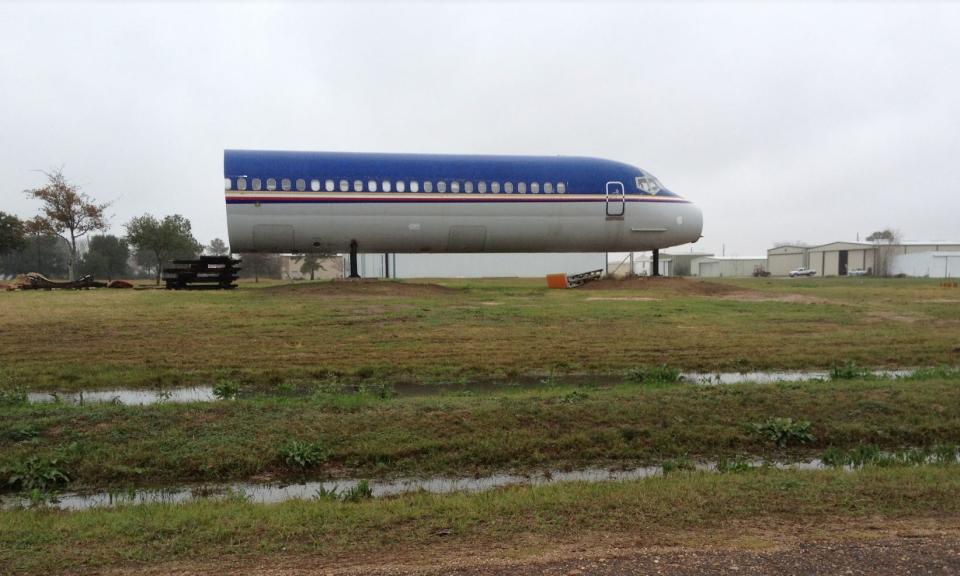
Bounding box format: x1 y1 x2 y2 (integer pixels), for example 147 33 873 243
225 193 703 254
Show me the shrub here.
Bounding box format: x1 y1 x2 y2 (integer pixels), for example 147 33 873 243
279 439 328 470
662 457 695 474
749 417 815 448
716 455 753 473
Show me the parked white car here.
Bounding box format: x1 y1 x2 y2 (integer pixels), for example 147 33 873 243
848 268 868 277
789 267 817 277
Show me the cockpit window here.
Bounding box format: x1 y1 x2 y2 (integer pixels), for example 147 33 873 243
635 174 664 195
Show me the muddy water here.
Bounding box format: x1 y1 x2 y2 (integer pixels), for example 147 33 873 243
24 370 918 406
27 387 215 405
1 460 832 511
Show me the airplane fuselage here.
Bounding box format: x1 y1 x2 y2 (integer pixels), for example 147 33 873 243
224 150 703 254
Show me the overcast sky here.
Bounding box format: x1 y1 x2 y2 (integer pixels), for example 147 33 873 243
2 1 958 257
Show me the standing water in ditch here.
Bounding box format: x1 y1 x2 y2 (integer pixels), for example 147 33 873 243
22 369 919 406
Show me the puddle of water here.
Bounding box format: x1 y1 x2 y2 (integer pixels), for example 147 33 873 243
5 451 956 511
0 460 845 511
22 370 919 406
27 387 215 405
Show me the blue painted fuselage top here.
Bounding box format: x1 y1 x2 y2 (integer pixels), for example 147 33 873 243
223 150 684 202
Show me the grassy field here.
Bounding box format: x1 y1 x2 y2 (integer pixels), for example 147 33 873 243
3 277 958 574
1 276 958 391
2 373 959 489
3 465 960 574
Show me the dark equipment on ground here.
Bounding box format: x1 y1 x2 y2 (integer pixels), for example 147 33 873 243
8 273 107 290
163 256 241 290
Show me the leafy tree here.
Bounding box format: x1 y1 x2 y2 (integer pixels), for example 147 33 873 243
125 214 201 285
0 222 69 278
207 238 229 256
293 253 328 280
866 229 896 243
23 168 111 280
79 235 129 279
237 253 281 282
0 212 26 256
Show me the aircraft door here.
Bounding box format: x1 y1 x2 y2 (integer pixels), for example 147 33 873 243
606 181 625 218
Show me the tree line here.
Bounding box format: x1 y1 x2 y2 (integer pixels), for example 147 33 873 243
0 168 322 283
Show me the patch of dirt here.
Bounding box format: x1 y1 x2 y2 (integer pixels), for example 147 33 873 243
101 516 960 576
580 277 741 296
261 280 457 298
719 292 827 304
868 311 926 323
585 297 659 302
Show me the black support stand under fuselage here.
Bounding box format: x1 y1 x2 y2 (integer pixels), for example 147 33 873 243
349 240 360 278
652 249 660 277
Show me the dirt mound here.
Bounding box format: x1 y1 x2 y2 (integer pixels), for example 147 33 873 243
580 277 741 296
263 280 457 297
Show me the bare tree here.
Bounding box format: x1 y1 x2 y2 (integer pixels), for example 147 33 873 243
23 168 110 280
867 228 901 276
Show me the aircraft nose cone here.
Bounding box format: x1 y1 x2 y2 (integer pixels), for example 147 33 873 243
682 202 703 244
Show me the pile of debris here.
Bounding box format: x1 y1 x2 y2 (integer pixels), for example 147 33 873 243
5 273 132 291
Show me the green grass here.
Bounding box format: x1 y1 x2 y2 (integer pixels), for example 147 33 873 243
3 465 959 574
1 277 958 391
3 376 959 490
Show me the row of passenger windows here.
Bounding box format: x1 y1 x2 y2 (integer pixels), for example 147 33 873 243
225 177 567 195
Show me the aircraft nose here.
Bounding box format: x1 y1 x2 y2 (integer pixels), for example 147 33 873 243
682 202 703 244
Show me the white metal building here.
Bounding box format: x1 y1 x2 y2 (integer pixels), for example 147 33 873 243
352 252 607 279
691 256 767 277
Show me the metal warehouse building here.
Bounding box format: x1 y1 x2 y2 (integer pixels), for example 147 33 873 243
767 241 960 277
691 256 767 277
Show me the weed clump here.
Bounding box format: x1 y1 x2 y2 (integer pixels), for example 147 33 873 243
560 390 588 404
279 439 328 470
312 480 374 503
0 389 28 407
625 365 682 386
716 455 753 473
831 361 868 380
3 456 71 492
212 379 240 400
749 417 815 448
662 457 696 474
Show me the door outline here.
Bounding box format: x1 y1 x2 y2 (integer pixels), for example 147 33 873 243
606 181 625 217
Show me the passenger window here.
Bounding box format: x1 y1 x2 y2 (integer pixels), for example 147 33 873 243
310 179 320 192
267 178 277 191
451 181 460 193
325 179 335 192
464 181 473 193
438 181 447 193
478 181 487 193
557 182 566 194
253 178 262 191
339 179 349 192
396 181 406 192
531 182 540 194
382 180 391 192
282 178 291 191
237 177 247 191
518 182 526 194
368 180 377 192
296 179 306 191
410 181 419 192
424 181 433 193
492 182 501 193
352 180 362 192
545 182 553 194
224 178 232 191
505 182 514 194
